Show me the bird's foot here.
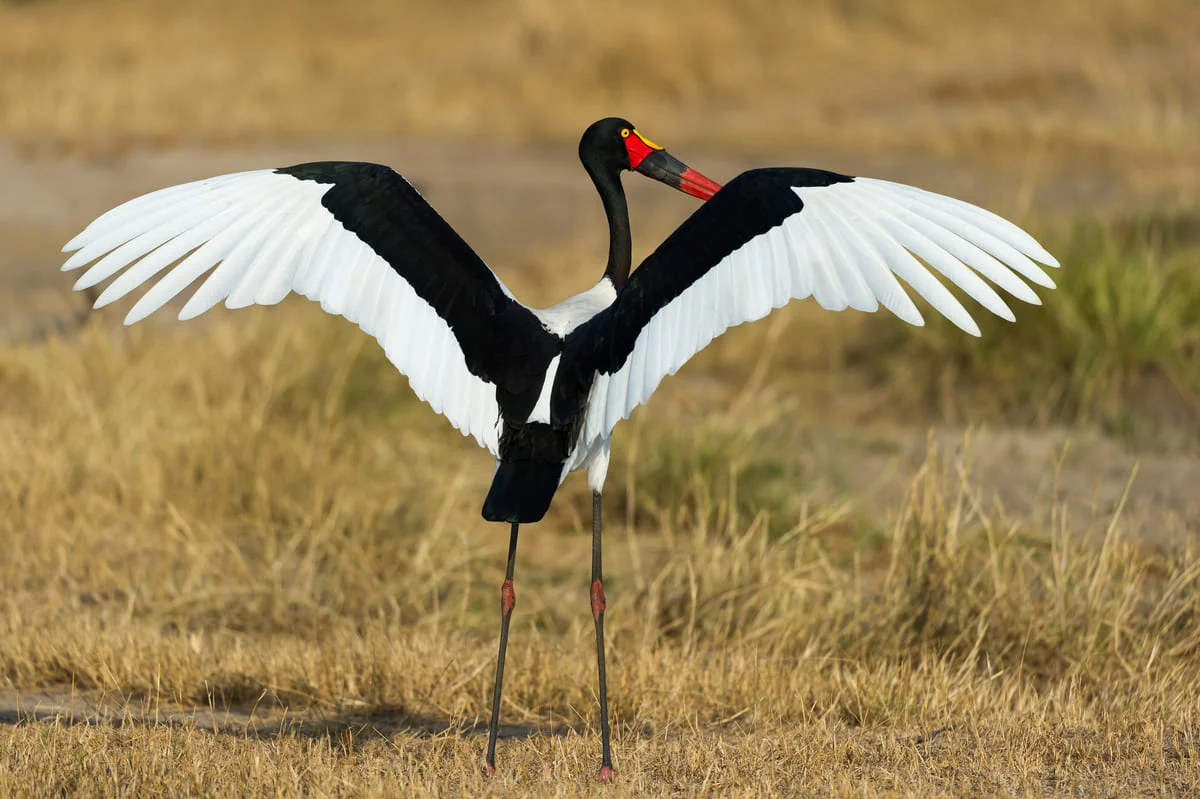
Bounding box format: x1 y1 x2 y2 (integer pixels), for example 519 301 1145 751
483 760 497 777
598 764 614 783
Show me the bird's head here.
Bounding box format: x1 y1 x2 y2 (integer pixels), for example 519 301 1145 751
579 117 721 200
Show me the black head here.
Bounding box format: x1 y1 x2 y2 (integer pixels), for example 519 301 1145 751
578 117 640 176
579 117 721 200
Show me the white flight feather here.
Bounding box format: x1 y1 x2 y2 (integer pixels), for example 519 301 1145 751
577 176 1059 455
61 169 505 453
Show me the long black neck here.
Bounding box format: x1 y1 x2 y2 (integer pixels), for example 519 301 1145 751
590 167 632 290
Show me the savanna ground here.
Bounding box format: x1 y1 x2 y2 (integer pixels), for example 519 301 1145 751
1 0 1199 795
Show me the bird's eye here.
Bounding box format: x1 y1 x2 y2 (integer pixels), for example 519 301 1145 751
620 129 630 138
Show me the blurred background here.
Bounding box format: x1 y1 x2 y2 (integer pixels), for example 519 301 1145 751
3 0 1197 451
3 1 1197 236
2 0 1197 175
1 0 1198 562
1 2 1199 792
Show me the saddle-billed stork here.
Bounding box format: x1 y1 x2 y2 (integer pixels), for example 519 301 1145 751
60 116 1059 780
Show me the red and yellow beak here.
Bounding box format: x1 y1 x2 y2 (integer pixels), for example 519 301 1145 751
624 130 722 201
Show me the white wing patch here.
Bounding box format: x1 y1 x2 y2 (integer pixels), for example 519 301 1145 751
528 354 561 424
579 176 1059 448
62 170 504 454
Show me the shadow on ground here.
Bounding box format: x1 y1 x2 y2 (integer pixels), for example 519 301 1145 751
0 688 578 752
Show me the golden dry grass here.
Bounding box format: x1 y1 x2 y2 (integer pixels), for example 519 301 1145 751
0 269 1198 795
1 0 1198 197
2 1 1200 795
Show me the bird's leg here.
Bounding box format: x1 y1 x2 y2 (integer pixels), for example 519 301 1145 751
484 522 520 777
591 491 615 782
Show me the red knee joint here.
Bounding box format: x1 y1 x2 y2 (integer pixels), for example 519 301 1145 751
501 579 516 616
590 579 607 619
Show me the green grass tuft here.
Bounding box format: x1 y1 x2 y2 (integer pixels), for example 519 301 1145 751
858 208 1200 445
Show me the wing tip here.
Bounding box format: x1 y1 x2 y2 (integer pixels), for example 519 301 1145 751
61 249 94 272
891 299 925 329
72 271 106 292
178 301 206 322
1029 271 1057 290
61 232 89 256
946 310 980 337
91 287 119 310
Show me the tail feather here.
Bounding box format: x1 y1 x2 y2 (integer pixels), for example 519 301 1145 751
481 460 563 523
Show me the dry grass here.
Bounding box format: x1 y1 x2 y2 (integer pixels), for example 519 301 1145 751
0 286 1198 795
2 0 1200 794
2 153 1200 799
1 0 1198 197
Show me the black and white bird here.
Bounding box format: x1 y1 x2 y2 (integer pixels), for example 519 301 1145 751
61 116 1059 780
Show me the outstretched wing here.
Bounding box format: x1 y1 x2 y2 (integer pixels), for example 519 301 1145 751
62 162 560 453
564 167 1060 447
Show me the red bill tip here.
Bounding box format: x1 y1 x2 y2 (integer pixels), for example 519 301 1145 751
679 168 722 200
